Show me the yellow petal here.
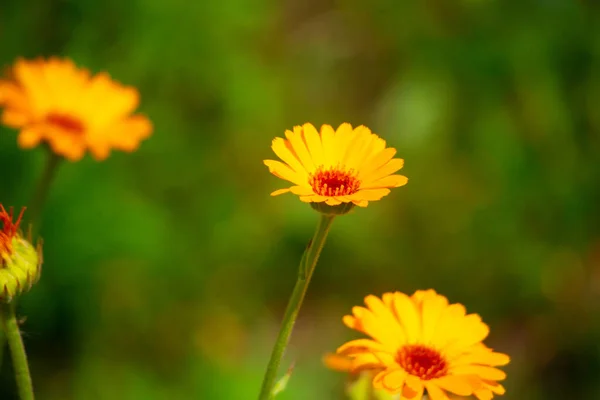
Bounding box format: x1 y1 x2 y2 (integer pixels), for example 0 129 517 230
289 186 315 195
474 388 494 400
424 382 450 400
420 292 448 344
352 188 391 202
486 381 506 394
323 353 353 372
302 123 323 167
352 199 369 207
392 292 421 343
336 339 387 355
264 160 307 187
361 175 408 190
362 158 405 182
324 197 342 205
2 109 29 127
382 369 407 392
320 124 337 166
363 295 406 346
17 126 43 148
270 188 290 196
432 375 473 396
452 350 510 367
286 127 315 172
299 194 327 203
430 303 466 347
403 375 424 399
350 306 399 348
359 147 397 178
343 125 372 169
446 314 490 352
350 352 384 372
271 137 305 174
450 365 506 381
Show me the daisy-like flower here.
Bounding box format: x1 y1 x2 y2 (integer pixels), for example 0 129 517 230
264 123 407 210
336 290 510 400
0 57 152 161
0 206 41 302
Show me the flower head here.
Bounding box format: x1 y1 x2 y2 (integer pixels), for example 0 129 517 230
264 123 407 211
0 57 152 161
336 290 510 400
0 206 42 303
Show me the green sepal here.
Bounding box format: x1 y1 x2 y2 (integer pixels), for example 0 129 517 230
310 202 355 216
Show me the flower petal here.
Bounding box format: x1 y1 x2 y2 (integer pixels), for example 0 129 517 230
264 160 307 187
361 174 408 190
432 375 473 396
302 123 324 167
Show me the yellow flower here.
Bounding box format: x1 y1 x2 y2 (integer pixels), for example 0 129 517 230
336 290 510 400
0 57 152 161
0 206 42 302
264 123 407 208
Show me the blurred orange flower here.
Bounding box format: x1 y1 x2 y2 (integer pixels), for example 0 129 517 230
336 290 510 400
264 123 407 207
0 57 152 161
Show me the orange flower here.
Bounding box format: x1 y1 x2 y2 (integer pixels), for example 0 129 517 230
336 290 510 400
264 123 407 208
0 57 152 161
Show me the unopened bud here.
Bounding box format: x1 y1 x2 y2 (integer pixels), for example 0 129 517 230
0 206 42 303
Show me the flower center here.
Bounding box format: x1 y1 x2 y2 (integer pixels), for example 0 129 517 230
309 166 360 197
46 112 85 135
397 344 448 380
0 206 24 259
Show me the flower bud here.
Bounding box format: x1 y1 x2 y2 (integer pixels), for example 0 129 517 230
0 206 42 303
310 202 355 216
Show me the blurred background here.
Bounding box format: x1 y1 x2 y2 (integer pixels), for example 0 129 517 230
0 0 599 399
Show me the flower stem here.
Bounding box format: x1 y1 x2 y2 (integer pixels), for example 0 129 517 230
258 214 336 400
28 151 62 237
2 302 34 400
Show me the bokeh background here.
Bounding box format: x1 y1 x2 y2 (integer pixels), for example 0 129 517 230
1 0 599 399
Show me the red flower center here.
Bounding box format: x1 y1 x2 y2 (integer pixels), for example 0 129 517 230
309 166 360 197
46 112 85 135
0 206 24 258
397 344 448 380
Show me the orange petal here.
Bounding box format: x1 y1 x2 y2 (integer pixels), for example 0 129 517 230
450 365 506 381
432 375 473 396
425 382 450 400
381 369 407 392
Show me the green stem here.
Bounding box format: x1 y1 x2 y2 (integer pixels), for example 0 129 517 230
258 214 336 400
28 150 62 238
2 302 34 400
0 312 4 370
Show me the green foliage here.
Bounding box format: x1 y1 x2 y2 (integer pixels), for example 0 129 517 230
0 0 599 399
